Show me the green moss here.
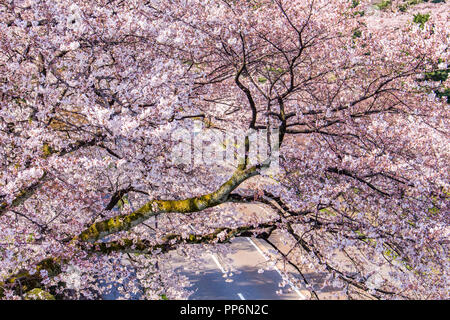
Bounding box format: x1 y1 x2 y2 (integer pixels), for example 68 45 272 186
27 233 34 243
428 206 440 215
265 66 285 74
436 88 450 103
319 208 336 216
14 97 27 105
0 258 61 298
24 288 55 300
42 143 53 157
117 195 130 211
399 0 424 11
36 258 61 276
423 69 449 82
79 167 259 242
375 0 391 10
413 12 431 29
352 29 362 39
258 76 267 83
107 217 122 229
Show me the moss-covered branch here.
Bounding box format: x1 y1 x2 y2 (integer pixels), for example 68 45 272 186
77 165 264 243
0 258 61 298
89 221 278 255
0 163 267 299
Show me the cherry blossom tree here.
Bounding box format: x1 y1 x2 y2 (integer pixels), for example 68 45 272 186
0 0 448 299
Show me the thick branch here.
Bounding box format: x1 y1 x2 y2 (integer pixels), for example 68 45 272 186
0 258 61 298
88 221 278 255
77 165 265 242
